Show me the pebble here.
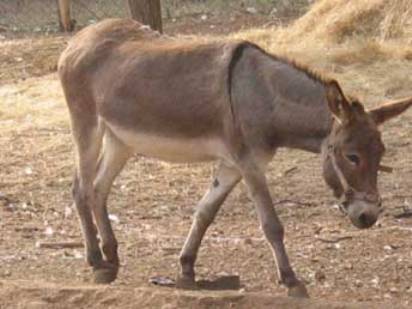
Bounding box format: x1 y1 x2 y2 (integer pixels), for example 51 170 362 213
315 270 326 282
371 277 379 287
108 214 120 223
343 263 353 270
243 238 253 245
246 7 258 14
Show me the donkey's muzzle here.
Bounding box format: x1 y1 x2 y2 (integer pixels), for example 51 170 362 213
347 200 380 229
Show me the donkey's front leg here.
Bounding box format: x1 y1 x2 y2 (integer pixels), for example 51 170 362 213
239 161 308 298
177 162 241 288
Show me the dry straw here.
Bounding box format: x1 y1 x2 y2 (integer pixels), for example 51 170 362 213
278 0 412 43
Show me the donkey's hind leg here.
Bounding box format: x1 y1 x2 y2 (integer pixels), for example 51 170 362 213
92 129 132 283
70 115 107 282
177 162 241 288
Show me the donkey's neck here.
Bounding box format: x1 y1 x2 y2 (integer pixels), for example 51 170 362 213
274 84 334 153
231 43 335 154
265 57 334 153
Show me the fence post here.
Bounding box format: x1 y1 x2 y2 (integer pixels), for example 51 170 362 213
127 0 163 33
57 0 74 32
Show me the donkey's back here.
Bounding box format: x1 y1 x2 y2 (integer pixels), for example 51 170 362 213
59 18 245 163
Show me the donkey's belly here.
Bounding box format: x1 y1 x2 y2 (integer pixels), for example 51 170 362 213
107 123 228 163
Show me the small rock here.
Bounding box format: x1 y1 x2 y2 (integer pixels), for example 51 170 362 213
343 263 353 270
6 203 16 211
73 250 83 259
371 277 379 287
44 226 54 236
270 8 278 15
246 7 258 14
315 270 326 282
64 205 73 218
332 204 341 211
243 238 253 245
108 214 120 223
201 14 208 21
149 276 175 286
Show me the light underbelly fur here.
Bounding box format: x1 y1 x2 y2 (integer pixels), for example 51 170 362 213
107 122 229 163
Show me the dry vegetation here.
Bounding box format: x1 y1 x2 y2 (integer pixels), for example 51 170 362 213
233 0 412 102
277 0 412 43
1 1 412 308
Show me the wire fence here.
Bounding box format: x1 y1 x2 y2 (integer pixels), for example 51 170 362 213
0 0 310 34
0 0 129 33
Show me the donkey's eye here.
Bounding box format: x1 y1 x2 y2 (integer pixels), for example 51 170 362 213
345 154 360 166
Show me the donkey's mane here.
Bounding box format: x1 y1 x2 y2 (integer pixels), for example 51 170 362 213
237 41 334 86
244 43 363 107
227 41 334 110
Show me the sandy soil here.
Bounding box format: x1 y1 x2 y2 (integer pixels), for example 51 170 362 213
1 280 408 309
1 10 412 309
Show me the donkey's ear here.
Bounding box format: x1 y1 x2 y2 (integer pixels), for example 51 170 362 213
325 80 351 122
368 97 412 125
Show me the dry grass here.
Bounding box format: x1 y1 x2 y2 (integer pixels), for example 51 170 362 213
327 40 412 66
230 0 412 102
274 0 412 44
0 35 68 83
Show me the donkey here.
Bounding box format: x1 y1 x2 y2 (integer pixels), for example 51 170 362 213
58 19 412 298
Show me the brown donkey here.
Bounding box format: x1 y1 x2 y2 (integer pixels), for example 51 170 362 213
58 19 412 297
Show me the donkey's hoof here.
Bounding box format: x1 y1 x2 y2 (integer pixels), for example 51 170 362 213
93 267 117 284
288 282 309 298
175 275 198 290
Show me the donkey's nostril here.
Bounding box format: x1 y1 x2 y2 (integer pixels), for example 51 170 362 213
359 213 367 225
358 212 377 228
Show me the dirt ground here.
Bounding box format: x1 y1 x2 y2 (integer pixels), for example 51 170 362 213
1 7 412 309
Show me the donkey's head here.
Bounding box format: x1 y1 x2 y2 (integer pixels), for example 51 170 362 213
322 81 412 229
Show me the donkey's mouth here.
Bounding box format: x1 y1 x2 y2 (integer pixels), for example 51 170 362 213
346 200 381 229
349 212 377 229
